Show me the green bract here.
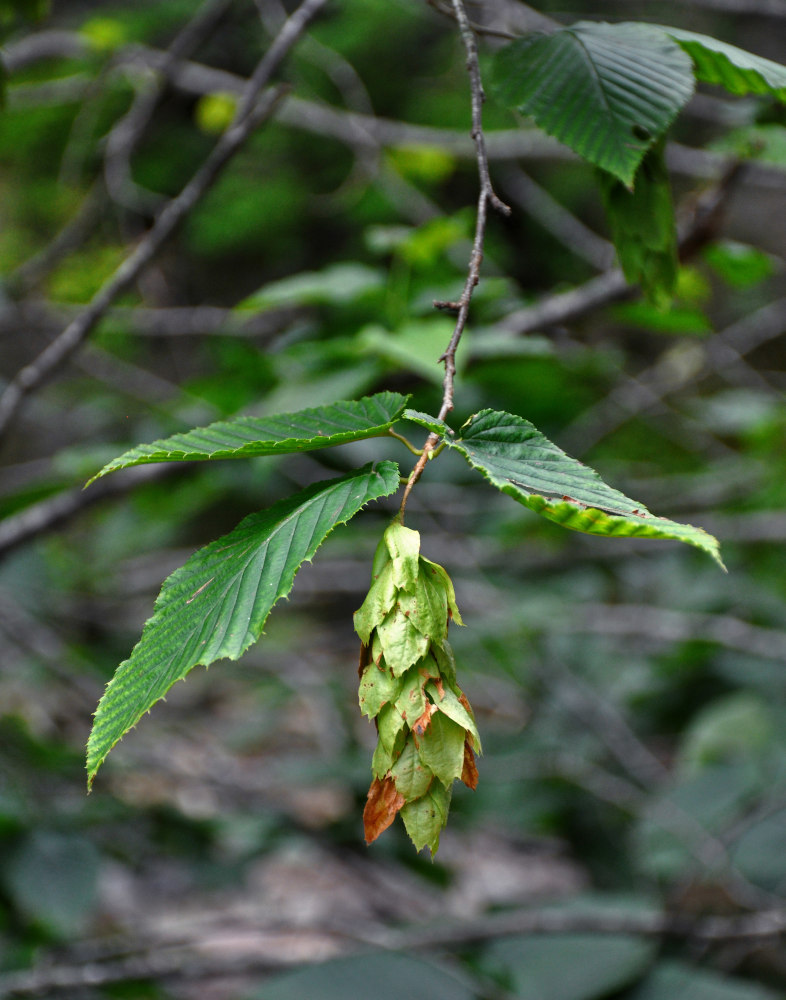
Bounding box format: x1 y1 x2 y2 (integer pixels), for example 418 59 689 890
356 522 480 856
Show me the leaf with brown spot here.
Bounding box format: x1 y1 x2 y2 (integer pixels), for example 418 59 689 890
461 739 479 790
412 702 436 735
363 776 405 844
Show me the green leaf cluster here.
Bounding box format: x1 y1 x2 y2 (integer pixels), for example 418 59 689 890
85 390 722 836
491 21 786 306
355 521 480 855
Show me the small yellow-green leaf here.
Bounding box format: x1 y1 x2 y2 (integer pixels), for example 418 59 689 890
426 681 481 750
354 562 397 645
400 781 452 855
417 712 466 788
420 557 464 627
376 702 407 759
394 666 428 726
384 521 421 591
377 605 431 677
359 661 402 719
391 738 433 800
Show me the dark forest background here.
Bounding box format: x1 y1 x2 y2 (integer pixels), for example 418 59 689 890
2 0 786 997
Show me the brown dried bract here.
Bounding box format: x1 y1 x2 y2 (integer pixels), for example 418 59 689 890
358 641 370 680
363 776 405 844
461 739 479 790
411 702 436 735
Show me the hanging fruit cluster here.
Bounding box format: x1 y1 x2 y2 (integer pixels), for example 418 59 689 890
354 520 480 854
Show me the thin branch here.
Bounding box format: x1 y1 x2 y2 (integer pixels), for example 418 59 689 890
0 465 180 561
5 904 786 996
498 165 614 271
8 33 786 190
103 0 234 214
0 300 299 339
533 652 669 789
0 0 329 445
4 183 106 298
611 0 786 15
562 296 786 453
556 603 786 665
399 0 510 517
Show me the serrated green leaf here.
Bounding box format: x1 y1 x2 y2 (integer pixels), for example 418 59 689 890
86 462 400 786
371 534 392 578
394 665 428 726
358 660 402 719
376 604 431 676
400 781 451 855
371 739 395 779
401 409 451 437
87 392 409 484
598 140 678 306
391 737 433 800
396 575 446 645
417 711 466 788
354 562 397 645
432 641 458 689
491 22 694 186
420 557 464 627
384 521 421 591
662 26 786 101
418 652 441 680
447 409 723 567
376 701 406 754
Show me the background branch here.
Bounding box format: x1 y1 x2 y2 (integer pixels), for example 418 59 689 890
0 0 329 445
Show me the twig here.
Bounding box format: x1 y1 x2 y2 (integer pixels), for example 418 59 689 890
5 904 786 996
614 0 786 15
0 465 180 561
0 0 329 445
533 652 669 789
498 165 614 271
103 0 234 214
4 184 106 298
8 33 786 191
562 296 786 454
0 300 299 339
555 603 786 665
399 0 510 517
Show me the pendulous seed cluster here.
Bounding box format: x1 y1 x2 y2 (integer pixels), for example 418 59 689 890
354 520 480 854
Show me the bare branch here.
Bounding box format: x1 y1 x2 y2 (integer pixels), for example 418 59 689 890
555 603 786 665
562 296 786 453
0 0 330 445
103 0 234 214
603 0 786 15
498 165 614 271
0 465 181 561
5 183 106 298
400 0 510 517
0 300 299 339
4 904 786 997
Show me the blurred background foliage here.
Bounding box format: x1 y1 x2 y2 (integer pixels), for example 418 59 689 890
1 0 786 997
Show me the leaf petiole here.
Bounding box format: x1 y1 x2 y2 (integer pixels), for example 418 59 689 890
388 428 423 456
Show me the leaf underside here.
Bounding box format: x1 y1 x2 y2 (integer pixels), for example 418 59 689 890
598 139 678 306
86 461 401 785
662 26 786 101
491 21 695 186
87 392 409 484
435 409 723 568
